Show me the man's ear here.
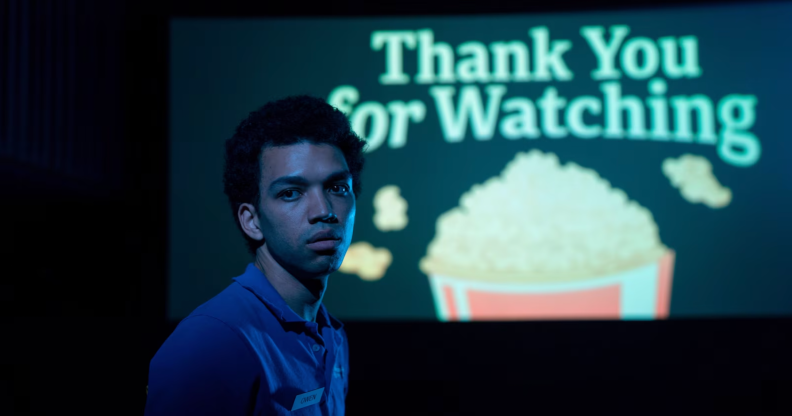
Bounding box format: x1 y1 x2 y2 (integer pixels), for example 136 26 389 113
238 203 264 242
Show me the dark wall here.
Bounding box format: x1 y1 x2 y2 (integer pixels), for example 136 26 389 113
6 1 160 414
6 0 792 415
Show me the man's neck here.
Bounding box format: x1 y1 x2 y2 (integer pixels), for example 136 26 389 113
254 245 328 323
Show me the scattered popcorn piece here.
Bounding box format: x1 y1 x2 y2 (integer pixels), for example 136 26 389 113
373 185 409 231
662 154 732 209
339 242 393 281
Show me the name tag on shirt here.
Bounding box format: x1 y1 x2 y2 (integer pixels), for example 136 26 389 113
291 387 325 411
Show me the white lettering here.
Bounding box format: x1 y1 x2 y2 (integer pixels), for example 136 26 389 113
537 86 568 138
529 27 573 81
416 29 456 84
659 36 702 79
387 100 427 148
671 95 717 144
456 41 491 83
327 85 359 116
499 97 540 139
621 37 660 79
566 96 602 139
490 41 531 82
350 102 389 152
601 81 647 139
580 25 631 80
646 78 671 141
371 31 417 85
717 94 760 167
430 85 507 142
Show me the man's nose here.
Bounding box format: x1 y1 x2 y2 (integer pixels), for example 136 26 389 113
307 189 337 224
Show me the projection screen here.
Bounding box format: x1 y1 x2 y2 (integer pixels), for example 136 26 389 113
169 2 792 321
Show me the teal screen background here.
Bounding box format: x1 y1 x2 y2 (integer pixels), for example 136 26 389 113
169 3 792 321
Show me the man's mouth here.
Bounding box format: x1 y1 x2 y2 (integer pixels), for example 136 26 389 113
306 239 342 251
306 229 342 251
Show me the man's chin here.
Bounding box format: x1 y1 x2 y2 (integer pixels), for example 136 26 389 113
303 253 343 276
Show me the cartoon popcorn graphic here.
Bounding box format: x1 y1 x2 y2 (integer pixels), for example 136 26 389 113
419 150 675 321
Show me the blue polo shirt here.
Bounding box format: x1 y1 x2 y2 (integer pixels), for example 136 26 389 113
144 263 349 415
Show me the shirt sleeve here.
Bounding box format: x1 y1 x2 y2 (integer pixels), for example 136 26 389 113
144 315 262 416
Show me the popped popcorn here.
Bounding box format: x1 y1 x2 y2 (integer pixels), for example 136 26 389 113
420 150 668 283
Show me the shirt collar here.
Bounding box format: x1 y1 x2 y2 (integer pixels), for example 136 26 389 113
232 263 344 331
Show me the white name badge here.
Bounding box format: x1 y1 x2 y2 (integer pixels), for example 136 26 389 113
291 387 325 411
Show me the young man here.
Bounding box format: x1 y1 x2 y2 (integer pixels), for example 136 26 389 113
144 95 366 415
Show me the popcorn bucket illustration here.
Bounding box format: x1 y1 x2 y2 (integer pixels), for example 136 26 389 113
427 251 675 321
420 150 676 321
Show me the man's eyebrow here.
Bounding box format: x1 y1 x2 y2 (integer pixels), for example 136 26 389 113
325 170 352 183
268 176 310 192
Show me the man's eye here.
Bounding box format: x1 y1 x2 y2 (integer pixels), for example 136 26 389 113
330 184 350 194
280 190 301 200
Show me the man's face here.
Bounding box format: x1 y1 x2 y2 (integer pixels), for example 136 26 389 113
256 142 356 280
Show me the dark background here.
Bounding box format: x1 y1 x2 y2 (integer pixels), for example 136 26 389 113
5 0 791 415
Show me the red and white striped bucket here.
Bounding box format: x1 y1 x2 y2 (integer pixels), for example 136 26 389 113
428 251 675 321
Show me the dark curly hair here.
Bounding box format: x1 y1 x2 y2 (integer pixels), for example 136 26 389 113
223 95 366 255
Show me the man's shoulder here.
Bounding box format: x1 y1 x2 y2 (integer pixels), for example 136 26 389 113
168 283 251 343
189 279 267 324
147 310 263 413
165 313 244 351
154 283 265 364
